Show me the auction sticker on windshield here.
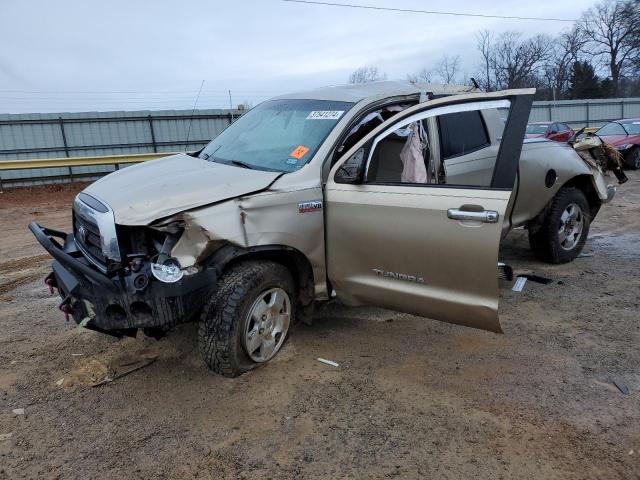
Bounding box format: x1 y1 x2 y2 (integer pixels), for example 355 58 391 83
290 145 310 159
306 110 344 120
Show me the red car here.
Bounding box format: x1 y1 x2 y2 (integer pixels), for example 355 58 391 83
596 119 640 170
525 121 574 142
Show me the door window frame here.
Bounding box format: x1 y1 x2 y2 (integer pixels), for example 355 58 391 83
436 108 492 161
362 99 510 190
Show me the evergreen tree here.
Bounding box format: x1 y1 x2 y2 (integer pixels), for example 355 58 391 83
568 61 604 99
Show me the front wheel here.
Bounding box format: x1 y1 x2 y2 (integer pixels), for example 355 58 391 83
198 261 294 377
529 187 591 264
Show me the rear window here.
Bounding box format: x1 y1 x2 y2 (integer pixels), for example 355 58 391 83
526 123 550 134
438 111 490 159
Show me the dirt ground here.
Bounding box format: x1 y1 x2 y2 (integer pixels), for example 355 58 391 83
1 175 639 479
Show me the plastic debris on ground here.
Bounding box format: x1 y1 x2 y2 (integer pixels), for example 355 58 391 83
512 277 527 292
12 408 24 415
519 274 554 285
317 358 339 367
612 378 630 395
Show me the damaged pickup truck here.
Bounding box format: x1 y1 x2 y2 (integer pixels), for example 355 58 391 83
30 82 618 377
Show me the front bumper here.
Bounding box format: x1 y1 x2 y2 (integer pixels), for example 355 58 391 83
29 222 216 335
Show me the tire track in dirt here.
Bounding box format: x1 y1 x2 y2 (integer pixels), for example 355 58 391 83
0 253 50 295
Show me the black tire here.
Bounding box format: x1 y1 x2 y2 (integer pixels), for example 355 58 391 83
529 187 591 264
625 147 640 170
141 326 171 340
198 261 295 377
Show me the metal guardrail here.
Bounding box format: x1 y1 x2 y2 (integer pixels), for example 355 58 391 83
0 152 176 190
0 152 171 170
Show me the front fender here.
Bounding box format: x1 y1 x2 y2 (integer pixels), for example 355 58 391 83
167 188 328 299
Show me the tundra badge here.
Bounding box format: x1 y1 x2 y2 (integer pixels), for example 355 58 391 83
372 268 425 284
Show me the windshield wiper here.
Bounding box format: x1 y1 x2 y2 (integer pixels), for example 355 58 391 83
230 159 256 170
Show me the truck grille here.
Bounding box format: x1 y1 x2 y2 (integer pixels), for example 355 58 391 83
74 212 107 266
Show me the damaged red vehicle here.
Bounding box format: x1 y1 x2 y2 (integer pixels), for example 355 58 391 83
525 122 574 142
595 119 640 170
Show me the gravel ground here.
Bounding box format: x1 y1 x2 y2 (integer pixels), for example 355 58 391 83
1 175 639 479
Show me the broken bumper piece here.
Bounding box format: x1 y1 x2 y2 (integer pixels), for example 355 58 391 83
29 222 216 336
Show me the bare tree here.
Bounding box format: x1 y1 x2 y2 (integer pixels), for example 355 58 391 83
238 100 254 111
491 31 553 89
579 0 640 95
476 30 495 91
622 0 640 75
434 54 461 84
543 28 587 100
406 68 432 84
348 65 387 84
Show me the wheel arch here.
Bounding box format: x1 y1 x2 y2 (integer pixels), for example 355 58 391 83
528 174 601 235
205 244 316 324
559 174 602 219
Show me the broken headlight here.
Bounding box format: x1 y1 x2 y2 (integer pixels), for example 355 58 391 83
150 259 184 283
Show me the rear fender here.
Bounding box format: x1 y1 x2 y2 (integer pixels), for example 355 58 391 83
512 143 609 227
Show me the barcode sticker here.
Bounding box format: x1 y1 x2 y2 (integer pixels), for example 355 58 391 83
306 110 344 120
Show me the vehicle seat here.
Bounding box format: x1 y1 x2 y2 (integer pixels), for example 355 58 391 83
366 135 405 183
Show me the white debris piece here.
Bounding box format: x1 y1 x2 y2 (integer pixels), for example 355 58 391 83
56 378 65 386
317 358 339 367
512 277 527 292
12 408 25 415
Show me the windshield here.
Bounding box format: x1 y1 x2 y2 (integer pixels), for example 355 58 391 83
596 122 627 136
526 123 549 134
199 99 354 172
621 121 640 135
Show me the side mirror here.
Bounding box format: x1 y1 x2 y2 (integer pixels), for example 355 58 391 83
335 148 366 184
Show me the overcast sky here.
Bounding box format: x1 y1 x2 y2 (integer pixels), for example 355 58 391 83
1 0 594 113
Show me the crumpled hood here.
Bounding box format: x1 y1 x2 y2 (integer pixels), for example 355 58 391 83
84 154 281 225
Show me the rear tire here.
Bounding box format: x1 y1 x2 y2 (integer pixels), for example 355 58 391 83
529 187 591 264
198 261 294 377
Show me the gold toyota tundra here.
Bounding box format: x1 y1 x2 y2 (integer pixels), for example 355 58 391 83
30 82 617 376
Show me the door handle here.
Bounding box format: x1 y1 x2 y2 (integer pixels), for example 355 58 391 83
447 209 499 223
